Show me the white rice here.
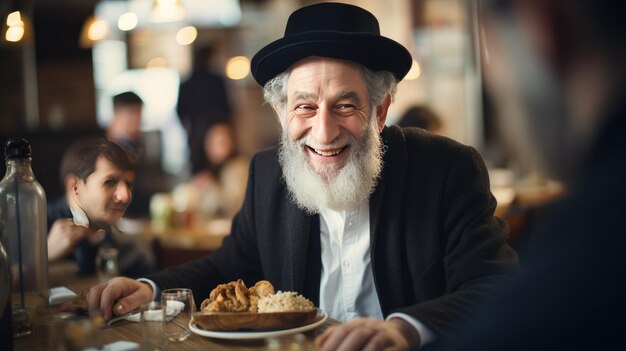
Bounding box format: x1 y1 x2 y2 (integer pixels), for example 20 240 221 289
257 291 315 313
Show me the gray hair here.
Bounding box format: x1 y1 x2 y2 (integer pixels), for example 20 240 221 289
263 64 398 116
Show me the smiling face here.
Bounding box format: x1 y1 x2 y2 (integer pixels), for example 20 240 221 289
281 57 386 180
275 57 389 213
73 156 135 226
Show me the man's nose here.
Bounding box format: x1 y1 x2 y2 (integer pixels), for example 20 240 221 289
114 183 132 203
312 108 340 144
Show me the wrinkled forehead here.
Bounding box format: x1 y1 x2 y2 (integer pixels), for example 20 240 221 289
286 57 367 98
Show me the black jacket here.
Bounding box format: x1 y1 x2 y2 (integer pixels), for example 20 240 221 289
148 126 518 336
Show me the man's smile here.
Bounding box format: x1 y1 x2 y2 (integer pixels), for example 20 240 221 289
306 145 347 156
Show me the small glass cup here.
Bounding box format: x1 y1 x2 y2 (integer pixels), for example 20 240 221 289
140 301 168 351
95 247 119 283
160 288 195 342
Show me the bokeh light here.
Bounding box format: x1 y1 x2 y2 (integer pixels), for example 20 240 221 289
225 56 250 80
176 26 197 46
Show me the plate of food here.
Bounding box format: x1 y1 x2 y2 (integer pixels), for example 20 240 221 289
189 279 327 339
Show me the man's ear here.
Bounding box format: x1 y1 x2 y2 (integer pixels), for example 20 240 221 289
65 174 80 196
376 93 392 132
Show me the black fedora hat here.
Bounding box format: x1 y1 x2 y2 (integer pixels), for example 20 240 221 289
251 2 413 86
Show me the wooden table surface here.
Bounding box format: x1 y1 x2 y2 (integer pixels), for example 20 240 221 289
14 261 337 350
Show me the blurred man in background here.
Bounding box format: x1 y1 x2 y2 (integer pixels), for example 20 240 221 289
106 92 144 162
47 137 156 277
106 91 155 218
428 0 626 349
177 45 234 175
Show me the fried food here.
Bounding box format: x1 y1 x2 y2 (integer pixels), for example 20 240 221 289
248 280 275 312
201 279 275 313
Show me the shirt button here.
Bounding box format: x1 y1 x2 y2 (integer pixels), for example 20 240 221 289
348 222 353 226
343 260 350 268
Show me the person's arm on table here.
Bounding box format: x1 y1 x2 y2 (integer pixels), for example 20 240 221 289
316 317 422 351
87 277 154 320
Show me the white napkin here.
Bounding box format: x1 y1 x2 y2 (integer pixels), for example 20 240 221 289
70 203 90 227
49 286 78 305
126 301 185 322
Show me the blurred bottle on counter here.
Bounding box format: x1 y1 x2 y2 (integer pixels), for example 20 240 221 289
0 233 14 350
0 138 49 338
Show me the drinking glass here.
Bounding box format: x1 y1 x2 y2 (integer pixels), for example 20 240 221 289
161 288 195 342
140 301 168 351
95 247 119 283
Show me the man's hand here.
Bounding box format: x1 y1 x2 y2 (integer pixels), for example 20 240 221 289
315 317 421 351
47 218 90 261
87 277 153 320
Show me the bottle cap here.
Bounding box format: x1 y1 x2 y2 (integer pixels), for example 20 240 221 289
4 138 32 160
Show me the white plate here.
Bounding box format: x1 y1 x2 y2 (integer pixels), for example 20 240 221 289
189 310 327 340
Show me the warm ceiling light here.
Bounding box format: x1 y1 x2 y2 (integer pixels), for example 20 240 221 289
151 0 185 23
5 26 24 42
88 18 109 41
5 11 25 42
176 26 197 45
404 59 421 81
6 11 22 26
225 56 250 80
118 12 138 31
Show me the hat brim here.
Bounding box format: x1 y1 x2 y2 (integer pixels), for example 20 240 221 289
251 31 413 86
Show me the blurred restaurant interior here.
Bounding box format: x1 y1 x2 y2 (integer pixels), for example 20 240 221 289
0 0 563 269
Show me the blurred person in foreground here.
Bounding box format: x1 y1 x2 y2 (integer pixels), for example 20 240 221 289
426 0 626 350
397 105 443 134
47 137 156 277
87 3 517 350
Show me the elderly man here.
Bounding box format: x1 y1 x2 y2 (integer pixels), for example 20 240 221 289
425 1 626 350
88 3 517 350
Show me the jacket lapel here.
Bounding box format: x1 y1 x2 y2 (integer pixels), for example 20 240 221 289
286 205 314 293
370 127 407 256
369 126 408 314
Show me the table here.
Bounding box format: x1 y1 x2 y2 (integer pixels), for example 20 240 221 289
17 315 336 350
15 261 338 350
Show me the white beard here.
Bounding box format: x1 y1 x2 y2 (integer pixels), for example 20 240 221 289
278 116 384 214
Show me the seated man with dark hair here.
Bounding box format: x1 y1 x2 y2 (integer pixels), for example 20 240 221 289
47 137 156 277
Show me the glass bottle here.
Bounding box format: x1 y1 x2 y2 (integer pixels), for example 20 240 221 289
95 246 119 283
0 138 48 337
0 232 14 350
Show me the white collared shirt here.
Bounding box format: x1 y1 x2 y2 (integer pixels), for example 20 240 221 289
318 202 435 348
318 202 384 321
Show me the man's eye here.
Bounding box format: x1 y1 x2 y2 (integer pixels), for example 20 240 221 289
335 104 357 115
104 179 117 187
294 105 316 116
